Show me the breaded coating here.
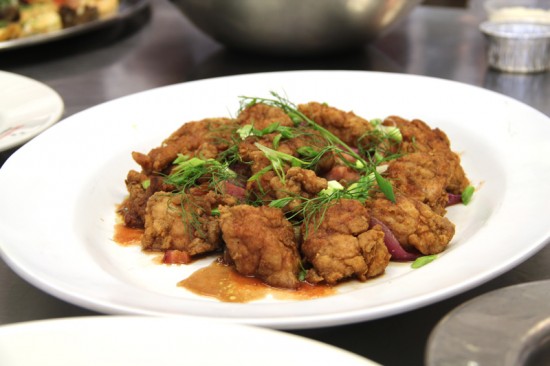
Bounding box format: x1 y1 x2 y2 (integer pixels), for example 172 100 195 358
142 190 236 255
219 205 301 289
384 116 451 154
366 195 455 255
269 167 328 212
245 166 328 209
237 103 294 130
298 102 374 147
119 171 173 228
384 116 469 195
302 199 390 285
385 152 450 215
134 117 236 175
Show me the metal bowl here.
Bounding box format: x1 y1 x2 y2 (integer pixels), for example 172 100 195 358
170 0 422 56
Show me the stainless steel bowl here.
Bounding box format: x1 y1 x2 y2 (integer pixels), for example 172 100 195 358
170 0 422 56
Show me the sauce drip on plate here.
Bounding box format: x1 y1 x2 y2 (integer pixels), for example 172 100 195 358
113 224 335 303
113 223 143 246
179 260 335 303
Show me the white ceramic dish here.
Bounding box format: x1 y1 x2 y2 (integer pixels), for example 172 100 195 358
0 71 64 152
1 71 549 330
0 315 378 366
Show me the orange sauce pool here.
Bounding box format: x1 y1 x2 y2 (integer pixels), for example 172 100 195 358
179 260 335 303
113 223 335 303
113 223 143 246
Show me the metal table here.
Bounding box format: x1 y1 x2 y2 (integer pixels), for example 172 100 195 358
1 1 549 365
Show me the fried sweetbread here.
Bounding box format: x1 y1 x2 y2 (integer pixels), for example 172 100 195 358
366 194 455 255
219 205 302 289
302 199 390 285
142 190 236 255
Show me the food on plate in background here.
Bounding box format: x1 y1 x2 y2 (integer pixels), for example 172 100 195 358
0 0 119 41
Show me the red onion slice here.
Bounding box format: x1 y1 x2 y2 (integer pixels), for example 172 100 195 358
447 192 462 206
224 181 246 200
370 217 421 261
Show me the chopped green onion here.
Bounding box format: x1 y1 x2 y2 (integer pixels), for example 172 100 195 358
236 124 253 139
319 180 344 196
461 185 475 205
141 179 150 189
383 126 403 143
272 133 282 149
296 146 318 158
411 254 438 268
369 118 383 127
269 196 295 209
374 170 396 203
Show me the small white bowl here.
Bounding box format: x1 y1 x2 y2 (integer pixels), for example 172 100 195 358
480 21 550 73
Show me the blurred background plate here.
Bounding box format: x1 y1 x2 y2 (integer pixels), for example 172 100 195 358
0 71 64 152
0 316 379 366
0 0 150 51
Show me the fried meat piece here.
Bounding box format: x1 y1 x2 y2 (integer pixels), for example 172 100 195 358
245 166 328 209
385 152 450 215
302 199 390 285
219 205 301 289
384 116 469 195
384 116 451 154
118 170 173 228
366 195 455 255
142 190 236 255
133 117 235 175
298 102 374 147
236 103 294 130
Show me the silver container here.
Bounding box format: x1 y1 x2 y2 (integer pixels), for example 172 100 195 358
170 0 422 56
480 21 550 73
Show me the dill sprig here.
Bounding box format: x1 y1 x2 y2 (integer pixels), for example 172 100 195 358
165 154 237 194
269 171 379 235
239 92 396 203
162 154 239 241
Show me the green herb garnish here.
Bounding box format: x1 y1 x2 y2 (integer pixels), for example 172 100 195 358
461 185 475 205
239 92 397 203
411 255 438 268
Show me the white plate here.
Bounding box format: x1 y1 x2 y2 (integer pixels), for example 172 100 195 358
0 71 64 152
0 316 378 366
1 71 549 329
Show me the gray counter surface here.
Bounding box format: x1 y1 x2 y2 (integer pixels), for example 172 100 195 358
1 1 549 365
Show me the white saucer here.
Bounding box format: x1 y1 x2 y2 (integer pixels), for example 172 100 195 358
0 316 378 366
0 71 64 152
